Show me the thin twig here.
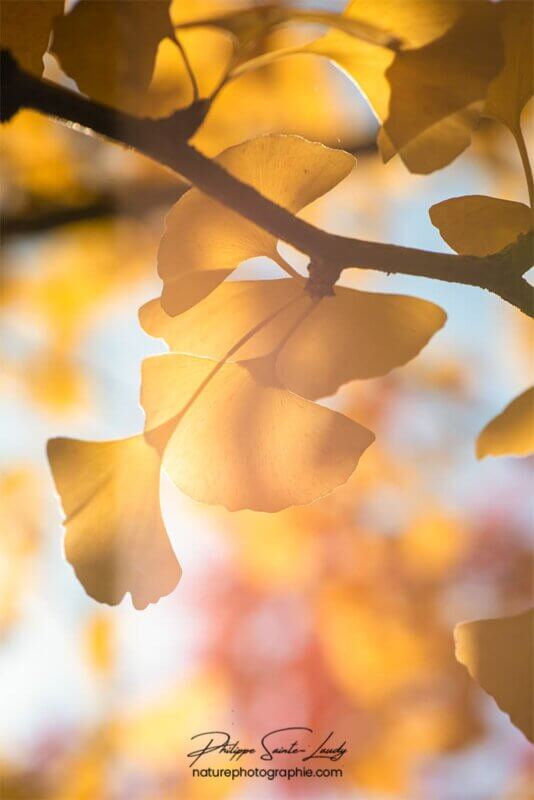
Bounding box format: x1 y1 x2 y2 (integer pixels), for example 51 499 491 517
515 125 534 209
173 34 199 103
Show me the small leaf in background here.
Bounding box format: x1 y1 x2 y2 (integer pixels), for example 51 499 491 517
316 584 431 704
158 134 354 315
140 279 446 400
85 612 114 676
430 195 532 256
455 608 533 741
0 470 40 635
477 386 534 459
485 0 533 136
51 0 174 114
0 0 63 76
47 435 181 609
141 353 375 512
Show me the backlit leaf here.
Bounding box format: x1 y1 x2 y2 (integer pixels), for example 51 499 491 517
477 387 534 459
382 2 501 172
430 195 532 256
140 279 446 400
455 609 533 741
485 0 533 134
1 0 63 76
51 0 174 114
307 1 502 173
47 435 181 609
141 353 375 511
158 135 355 315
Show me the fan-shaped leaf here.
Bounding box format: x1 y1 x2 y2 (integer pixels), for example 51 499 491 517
51 0 174 113
141 353 374 512
140 279 446 400
47 435 181 609
430 195 532 256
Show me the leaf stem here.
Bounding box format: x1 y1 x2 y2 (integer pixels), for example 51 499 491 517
173 34 199 103
146 291 303 449
515 124 534 209
273 253 306 281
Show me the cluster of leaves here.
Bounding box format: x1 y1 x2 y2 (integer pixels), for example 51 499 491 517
1 0 533 746
47 134 448 610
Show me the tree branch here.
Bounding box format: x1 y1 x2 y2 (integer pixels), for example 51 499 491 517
1 182 185 237
2 51 532 317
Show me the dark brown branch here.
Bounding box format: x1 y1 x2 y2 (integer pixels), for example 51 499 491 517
1 182 186 237
2 51 532 317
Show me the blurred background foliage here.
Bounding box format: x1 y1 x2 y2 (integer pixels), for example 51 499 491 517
1 0 533 798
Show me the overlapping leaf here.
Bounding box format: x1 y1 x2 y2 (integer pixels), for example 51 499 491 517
140 279 446 400
47 435 181 608
158 134 355 315
141 353 375 512
455 609 533 741
485 0 533 135
1 0 63 76
306 0 502 173
51 0 175 114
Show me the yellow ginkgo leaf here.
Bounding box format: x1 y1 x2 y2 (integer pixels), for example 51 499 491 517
158 135 355 315
1 0 63 76
455 609 533 741
51 0 174 114
477 387 534 459
377 102 484 176
430 196 532 256
140 279 446 400
307 0 502 174
485 0 533 135
141 353 375 512
47 435 181 609
382 2 501 171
